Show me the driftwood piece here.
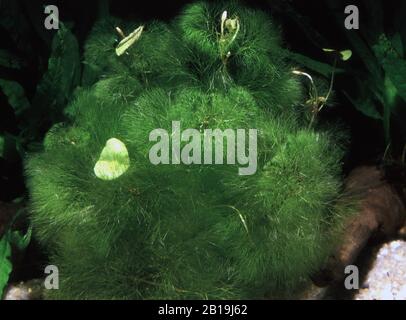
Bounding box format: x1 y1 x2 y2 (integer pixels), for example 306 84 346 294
312 166 406 287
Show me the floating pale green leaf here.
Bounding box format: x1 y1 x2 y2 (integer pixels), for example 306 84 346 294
340 50 352 61
115 26 144 56
94 138 130 181
322 48 352 61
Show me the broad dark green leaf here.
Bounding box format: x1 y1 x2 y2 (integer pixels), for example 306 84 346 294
0 236 12 298
373 35 406 103
0 80 30 116
287 51 344 78
30 23 81 121
373 34 399 61
391 33 404 58
9 226 32 251
346 32 383 83
0 136 4 158
383 57 406 103
344 92 382 120
0 133 21 162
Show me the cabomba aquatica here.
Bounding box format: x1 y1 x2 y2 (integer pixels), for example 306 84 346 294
26 1 352 299
148 121 258 176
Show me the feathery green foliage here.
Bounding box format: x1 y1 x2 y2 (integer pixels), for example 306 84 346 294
27 1 349 299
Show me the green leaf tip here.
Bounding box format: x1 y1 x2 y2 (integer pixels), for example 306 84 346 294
322 48 352 61
94 138 130 181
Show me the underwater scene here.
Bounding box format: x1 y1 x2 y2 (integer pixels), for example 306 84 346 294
0 0 406 304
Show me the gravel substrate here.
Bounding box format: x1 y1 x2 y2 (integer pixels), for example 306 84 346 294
355 240 406 300
3 279 43 300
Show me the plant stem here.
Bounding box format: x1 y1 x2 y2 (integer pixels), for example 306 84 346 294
318 57 337 113
309 57 337 130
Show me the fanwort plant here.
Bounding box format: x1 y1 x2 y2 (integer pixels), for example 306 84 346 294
27 2 350 299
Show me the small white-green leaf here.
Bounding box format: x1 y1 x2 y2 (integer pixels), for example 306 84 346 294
94 138 130 181
340 50 353 61
323 48 352 61
115 26 144 56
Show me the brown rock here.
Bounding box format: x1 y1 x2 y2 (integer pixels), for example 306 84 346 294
313 166 406 286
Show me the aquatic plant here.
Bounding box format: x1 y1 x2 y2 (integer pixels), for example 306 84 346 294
27 2 349 299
